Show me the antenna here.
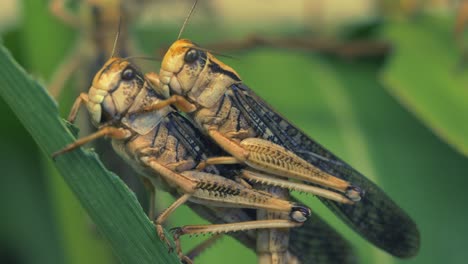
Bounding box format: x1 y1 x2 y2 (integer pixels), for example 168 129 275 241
110 15 122 58
177 0 198 40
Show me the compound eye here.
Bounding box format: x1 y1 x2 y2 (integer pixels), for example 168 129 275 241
184 49 199 63
121 67 136 81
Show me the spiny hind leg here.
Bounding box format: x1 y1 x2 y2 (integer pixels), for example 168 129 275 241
168 171 310 262
241 170 354 204
139 164 310 261
171 220 302 262
206 127 362 201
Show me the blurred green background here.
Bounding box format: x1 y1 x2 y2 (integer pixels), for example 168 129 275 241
1 0 468 263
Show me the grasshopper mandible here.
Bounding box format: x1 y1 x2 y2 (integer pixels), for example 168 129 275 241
142 38 420 260
52 57 319 263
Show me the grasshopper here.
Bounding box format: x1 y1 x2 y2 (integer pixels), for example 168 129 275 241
144 41 362 263
52 57 323 263
141 38 420 260
131 3 369 263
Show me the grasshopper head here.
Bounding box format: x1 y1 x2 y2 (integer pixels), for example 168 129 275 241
87 58 144 125
159 39 241 101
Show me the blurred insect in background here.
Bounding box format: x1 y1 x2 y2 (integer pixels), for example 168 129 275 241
48 0 147 97
453 0 468 69
140 1 420 262
48 0 151 209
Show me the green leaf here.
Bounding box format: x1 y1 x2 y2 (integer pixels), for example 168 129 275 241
380 16 468 157
0 97 65 264
0 45 180 264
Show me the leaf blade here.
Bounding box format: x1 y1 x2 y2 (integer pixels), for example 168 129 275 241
380 16 468 157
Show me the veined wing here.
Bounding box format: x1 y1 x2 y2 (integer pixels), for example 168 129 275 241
228 83 420 258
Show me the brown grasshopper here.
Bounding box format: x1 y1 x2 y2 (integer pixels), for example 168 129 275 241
52 57 322 263
140 38 420 260
144 43 363 263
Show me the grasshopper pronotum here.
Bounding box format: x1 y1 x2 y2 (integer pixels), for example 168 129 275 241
52 57 322 263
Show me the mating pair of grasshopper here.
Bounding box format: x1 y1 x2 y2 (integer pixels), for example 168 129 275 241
53 35 419 264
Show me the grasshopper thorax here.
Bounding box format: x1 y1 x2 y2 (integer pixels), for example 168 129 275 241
159 39 242 108
86 58 144 126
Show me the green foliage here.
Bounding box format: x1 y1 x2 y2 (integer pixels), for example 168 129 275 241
0 46 179 264
0 96 65 264
381 16 468 158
